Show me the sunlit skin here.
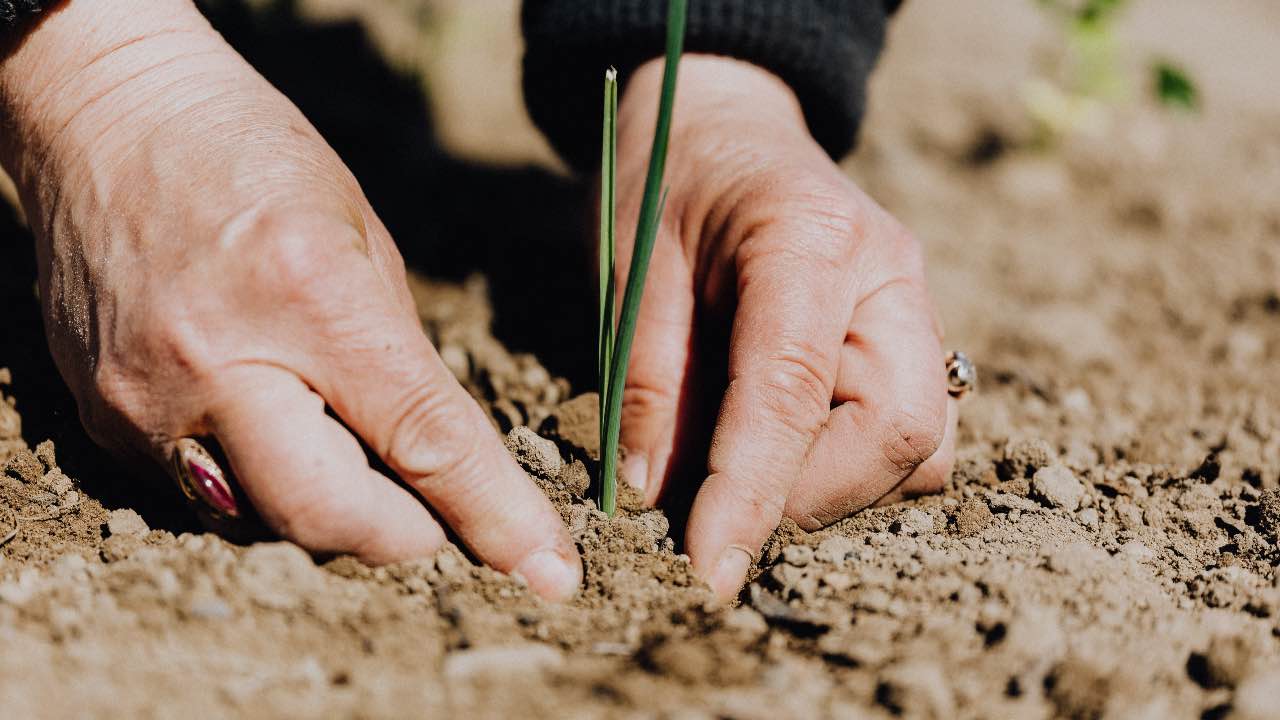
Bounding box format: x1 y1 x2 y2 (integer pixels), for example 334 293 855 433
0 0 954 603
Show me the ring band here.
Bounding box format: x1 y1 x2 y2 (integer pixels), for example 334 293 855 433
170 437 240 519
946 350 977 399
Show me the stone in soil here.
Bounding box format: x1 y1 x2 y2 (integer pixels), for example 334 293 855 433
998 438 1056 481
504 426 564 479
1030 464 1086 512
105 509 149 539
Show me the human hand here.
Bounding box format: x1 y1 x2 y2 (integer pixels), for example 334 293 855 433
614 56 957 601
0 0 580 599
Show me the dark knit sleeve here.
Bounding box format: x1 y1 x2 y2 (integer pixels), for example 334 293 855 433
521 0 900 172
1 1 44 26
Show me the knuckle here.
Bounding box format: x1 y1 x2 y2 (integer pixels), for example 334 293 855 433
736 215 856 278
720 476 787 525
750 347 835 434
135 297 213 380
876 405 946 477
383 381 483 485
261 227 342 305
620 381 677 422
248 210 367 308
275 492 365 552
782 181 869 248
733 180 864 271
785 488 848 530
795 503 842 531
886 226 927 277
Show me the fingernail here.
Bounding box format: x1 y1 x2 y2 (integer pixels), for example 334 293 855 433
512 547 582 602
707 544 753 602
622 452 649 495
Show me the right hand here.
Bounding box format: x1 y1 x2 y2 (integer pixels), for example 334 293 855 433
0 0 581 599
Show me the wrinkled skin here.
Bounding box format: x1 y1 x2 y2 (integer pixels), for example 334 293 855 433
0 1 953 603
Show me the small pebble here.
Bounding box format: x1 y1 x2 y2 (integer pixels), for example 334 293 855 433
185 595 234 621
782 544 814 567
105 509 150 539
877 660 955 718
504 426 564 479
953 499 993 537
721 607 769 640
1078 508 1100 528
815 536 855 565
444 644 563 680
770 563 807 588
43 470 74 495
823 572 855 592
3 449 43 484
857 588 893 613
235 543 325 611
1119 540 1155 562
999 438 1056 480
895 509 936 536
1030 465 1086 512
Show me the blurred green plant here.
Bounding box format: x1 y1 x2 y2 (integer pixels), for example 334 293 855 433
1153 61 1198 111
1028 0 1200 142
597 0 687 516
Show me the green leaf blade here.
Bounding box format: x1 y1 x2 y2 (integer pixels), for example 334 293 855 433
599 0 687 516
599 68 619 432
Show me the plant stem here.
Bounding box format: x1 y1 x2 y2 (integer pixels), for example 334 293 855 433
599 0 687 516
598 68 618 448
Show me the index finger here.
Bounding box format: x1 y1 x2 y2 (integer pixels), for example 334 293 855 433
685 210 860 601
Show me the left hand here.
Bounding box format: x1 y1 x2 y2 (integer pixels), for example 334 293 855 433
613 55 958 601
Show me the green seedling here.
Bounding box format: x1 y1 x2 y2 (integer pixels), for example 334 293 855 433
1028 0 1200 142
597 0 687 516
1153 61 1198 111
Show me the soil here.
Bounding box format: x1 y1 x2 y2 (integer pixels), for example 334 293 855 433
2 0 1280 718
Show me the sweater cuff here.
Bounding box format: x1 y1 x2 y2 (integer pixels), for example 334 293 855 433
521 0 893 173
0 1 43 26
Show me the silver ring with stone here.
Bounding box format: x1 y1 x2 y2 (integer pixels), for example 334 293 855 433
946 351 977 399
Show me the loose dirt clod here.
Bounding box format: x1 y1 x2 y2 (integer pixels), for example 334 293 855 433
504 425 564 478
1030 464 1086 511
105 509 149 539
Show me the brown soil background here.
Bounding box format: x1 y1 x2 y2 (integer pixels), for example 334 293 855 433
2 1 1279 717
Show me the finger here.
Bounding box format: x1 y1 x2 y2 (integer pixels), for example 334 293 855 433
685 218 858 601
786 277 949 527
873 395 958 507
616 234 698 504
207 365 447 561
302 269 581 601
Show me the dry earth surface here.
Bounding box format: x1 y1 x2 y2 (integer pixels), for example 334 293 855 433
1 0 1279 717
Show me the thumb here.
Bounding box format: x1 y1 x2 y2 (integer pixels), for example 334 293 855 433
616 235 697 504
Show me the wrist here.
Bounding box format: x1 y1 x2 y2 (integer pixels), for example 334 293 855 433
0 0 217 199
622 54 812 159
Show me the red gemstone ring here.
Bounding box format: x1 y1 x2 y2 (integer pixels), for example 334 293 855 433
170 437 240 519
